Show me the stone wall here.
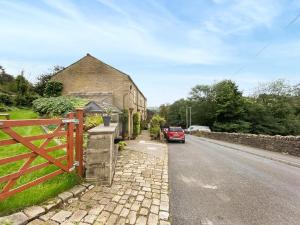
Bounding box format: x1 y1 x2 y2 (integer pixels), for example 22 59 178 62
194 131 300 157
85 123 119 185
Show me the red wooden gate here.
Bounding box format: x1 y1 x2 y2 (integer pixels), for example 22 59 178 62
0 109 84 201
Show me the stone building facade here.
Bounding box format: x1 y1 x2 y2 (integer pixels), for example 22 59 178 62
52 54 147 137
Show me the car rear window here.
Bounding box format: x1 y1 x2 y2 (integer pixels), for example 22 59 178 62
169 127 183 132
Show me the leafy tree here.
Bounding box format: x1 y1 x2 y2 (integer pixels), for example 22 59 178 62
159 104 170 123
189 84 217 127
15 73 29 95
34 66 64 96
166 99 189 127
165 79 300 135
44 81 63 97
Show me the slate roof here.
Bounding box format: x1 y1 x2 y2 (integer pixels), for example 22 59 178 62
84 101 122 114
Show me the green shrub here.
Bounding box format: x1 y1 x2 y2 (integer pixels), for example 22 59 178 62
15 94 38 107
118 141 127 151
0 93 13 106
150 114 165 139
85 114 103 130
32 96 89 117
121 109 129 139
141 120 148 130
33 97 74 117
133 112 141 138
44 81 63 97
0 103 10 112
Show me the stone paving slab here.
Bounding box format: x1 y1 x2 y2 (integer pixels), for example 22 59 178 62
35 134 170 225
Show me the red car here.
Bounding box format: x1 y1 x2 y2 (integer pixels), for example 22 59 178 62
166 127 185 143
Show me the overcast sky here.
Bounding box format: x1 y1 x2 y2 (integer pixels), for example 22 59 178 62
1 0 300 106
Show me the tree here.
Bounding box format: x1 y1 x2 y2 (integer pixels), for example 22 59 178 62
189 84 217 127
15 73 29 95
44 81 63 97
34 66 64 96
254 79 292 97
167 99 189 127
159 104 170 124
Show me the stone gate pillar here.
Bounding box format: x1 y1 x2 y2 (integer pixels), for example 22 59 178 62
85 123 119 185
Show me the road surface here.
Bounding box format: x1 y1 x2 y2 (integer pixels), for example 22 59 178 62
168 135 300 225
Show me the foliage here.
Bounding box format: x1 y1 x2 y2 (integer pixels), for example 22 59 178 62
141 120 148 130
15 94 39 107
44 81 63 97
164 79 300 135
118 141 127 151
133 112 141 138
0 69 16 94
150 114 165 139
85 114 103 130
15 74 29 96
0 103 10 112
32 97 75 117
34 66 64 96
32 96 88 117
0 93 13 106
146 109 156 123
103 105 113 116
120 109 129 138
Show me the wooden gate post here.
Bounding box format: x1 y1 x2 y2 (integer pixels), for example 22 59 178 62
75 108 84 177
66 112 75 170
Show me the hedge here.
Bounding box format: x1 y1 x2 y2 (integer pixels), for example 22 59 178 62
133 112 141 138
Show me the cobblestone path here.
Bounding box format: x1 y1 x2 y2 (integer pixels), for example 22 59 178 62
28 137 170 225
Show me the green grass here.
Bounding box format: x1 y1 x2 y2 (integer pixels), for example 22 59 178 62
0 108 81 216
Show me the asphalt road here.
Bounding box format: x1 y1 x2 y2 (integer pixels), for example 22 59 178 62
168 135 300 225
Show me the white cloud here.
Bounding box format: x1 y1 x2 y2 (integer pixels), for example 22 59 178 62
0 0 237 77
204 0 282 35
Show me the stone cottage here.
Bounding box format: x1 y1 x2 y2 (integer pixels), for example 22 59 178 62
51 53 147 137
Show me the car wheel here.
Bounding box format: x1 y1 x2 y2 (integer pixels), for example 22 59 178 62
182 140 185 143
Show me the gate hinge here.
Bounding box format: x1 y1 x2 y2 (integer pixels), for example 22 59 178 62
62 119 79 124
69 161 79 172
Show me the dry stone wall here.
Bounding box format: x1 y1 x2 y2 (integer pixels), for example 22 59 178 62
194 131 300 157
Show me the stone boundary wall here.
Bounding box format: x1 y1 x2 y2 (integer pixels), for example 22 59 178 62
194 131 300 157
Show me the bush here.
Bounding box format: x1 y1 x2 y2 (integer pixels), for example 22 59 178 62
141 120 148 130
133 112 141 138
44 81 63 97
118 141 127 151
15 94 38 107
150 114 165 139
85 114 103 131
32 96 89 117
33 97 74 117
121 109 129 139
0 93 13 106
0 103 10 112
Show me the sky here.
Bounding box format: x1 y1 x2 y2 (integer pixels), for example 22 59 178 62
0 0 300 106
